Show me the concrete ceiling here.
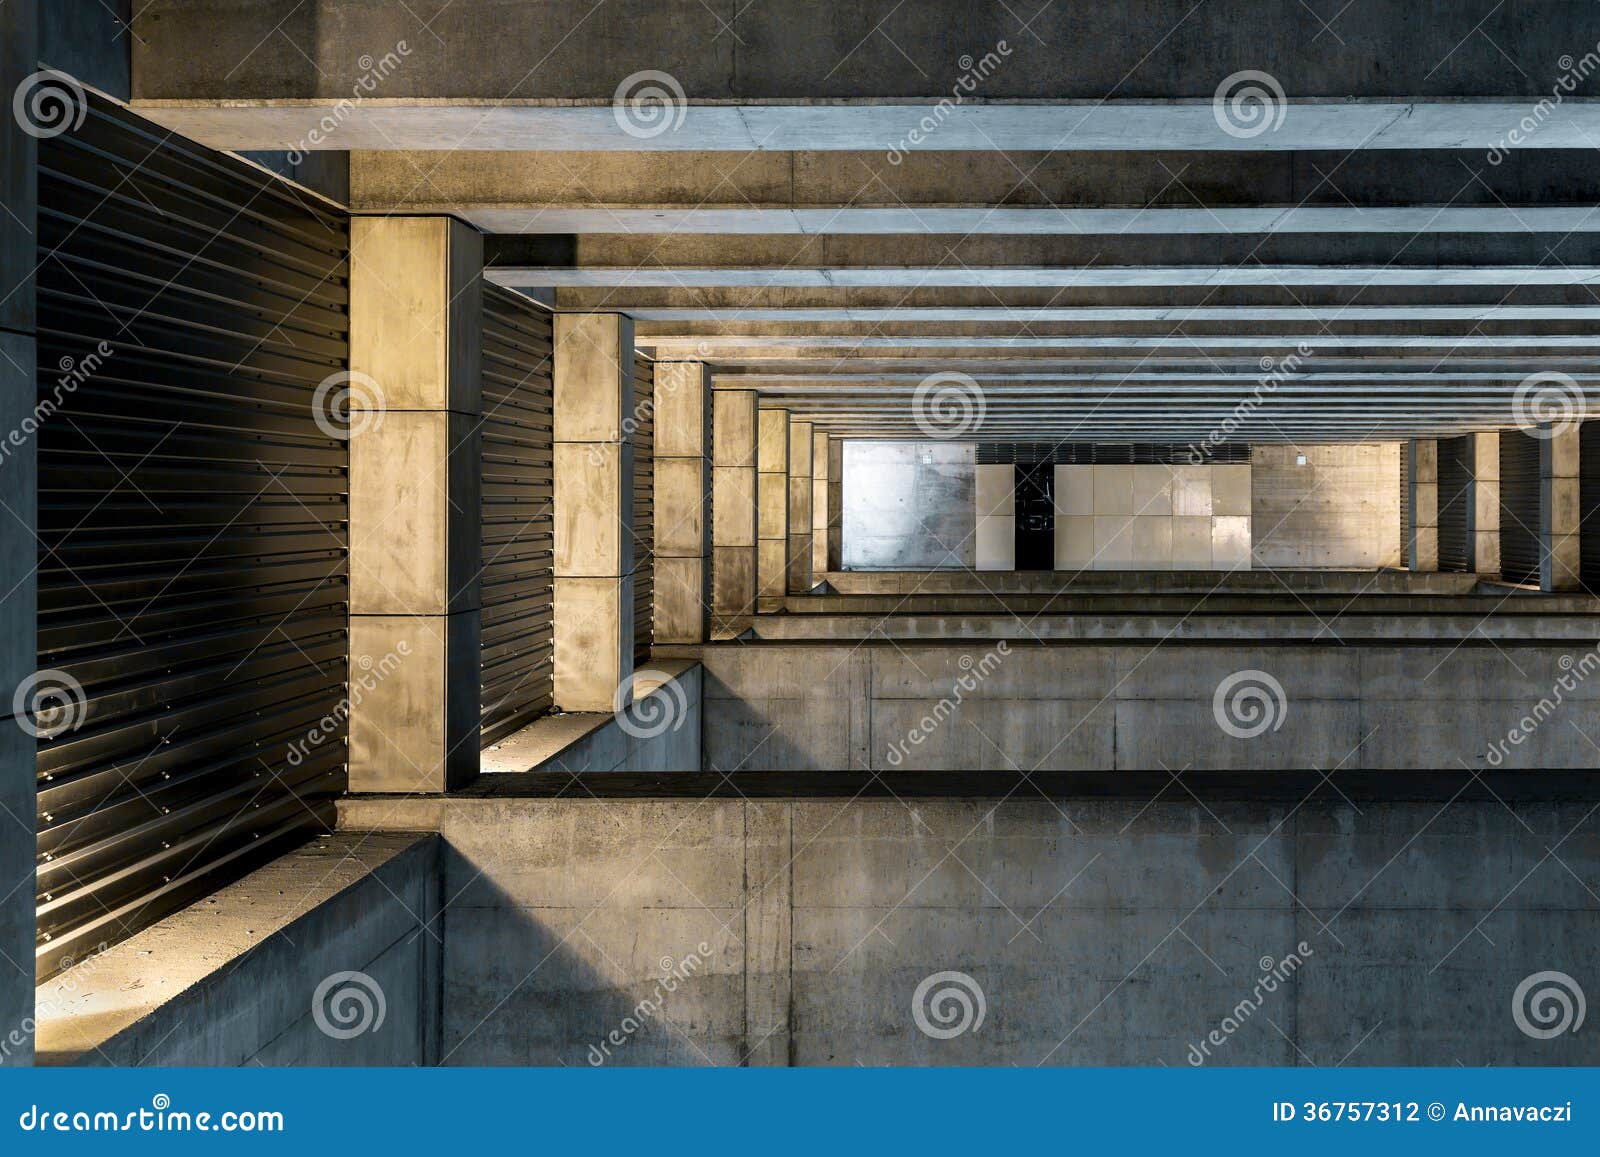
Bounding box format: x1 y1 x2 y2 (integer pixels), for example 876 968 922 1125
131 0 1600 443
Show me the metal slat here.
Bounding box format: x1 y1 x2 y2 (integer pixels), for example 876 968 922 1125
633 355 655 663
32 92 350 980
479 284 555 746
1438 436 1472 572
1499 429 1542 585
1583 421 1600 593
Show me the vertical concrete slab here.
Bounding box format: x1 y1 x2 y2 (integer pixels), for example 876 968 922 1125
348 217 483 792
744 801 792 1066
786 418 813 593
711 389 757 630
975 463 1016 571
554 313 635 709
811 430 829 578
1407 439 1439 572
1467 432 1501 577
1540 425 1580 591
826 437 843 571
1 2 38 1062
756 408 788 611
652 361 710 642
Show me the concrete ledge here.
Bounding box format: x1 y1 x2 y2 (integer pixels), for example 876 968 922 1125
820 568 1480 596
480 661 702 773
33 833 441 1066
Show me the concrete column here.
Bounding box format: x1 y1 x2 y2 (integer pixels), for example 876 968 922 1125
348 216 482 793
786 418 814 594
975 464 1017 571
711 389 757 630
651 361 710 642
1406 439 1439 572
1540 424 1581 592
826 437 843 571
811 430 830 578
756 408 789 612
1 0 39 1064
553 313 635 711
1466 432 1501 577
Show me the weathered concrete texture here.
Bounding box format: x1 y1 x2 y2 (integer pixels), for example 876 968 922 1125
1252 444 1401 569
480 665 702 774
335 796 1600 1066
35 834 441 1066
1408 439 1440 572
701 641 1600 772
842 441 976 570
1541 425 1581 592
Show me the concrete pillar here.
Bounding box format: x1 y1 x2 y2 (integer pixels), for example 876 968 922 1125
811 430 830 578
651 361 710 642
1540 424 1581 592
1 0 39 1064
1466 432 1501 577
348 217 482 793
826 437 843 571
756 408 789 612
1406 439 1439 572
711 389 757 630
786 418 814 594
975 464 1017 571
553 313 635 711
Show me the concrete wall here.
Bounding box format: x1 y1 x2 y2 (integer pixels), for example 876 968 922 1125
1054 463 1251 570
338 795 1600 1066
1252 444 1402 569
700 641 1600 771
841 441 974 570
34 835 441 1066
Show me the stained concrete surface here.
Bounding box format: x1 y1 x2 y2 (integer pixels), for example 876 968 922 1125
841 441 975 570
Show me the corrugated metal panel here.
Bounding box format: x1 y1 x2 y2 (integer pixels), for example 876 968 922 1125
1499 429 1542 585
33 92 349 978
1438 436 1472 572
479 285 554 745
1399 442 1410 563
1583 421 1600 592
975 442 1250 465
632 354 654 662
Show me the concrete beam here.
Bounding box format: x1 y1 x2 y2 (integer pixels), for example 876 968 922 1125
1466 432 1501 577
652 361 711 642
787 418 813 594
348 216 482 793
1407 440 1440 572
756 408 789 612
710 389 758 629
1541 425 1582 592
